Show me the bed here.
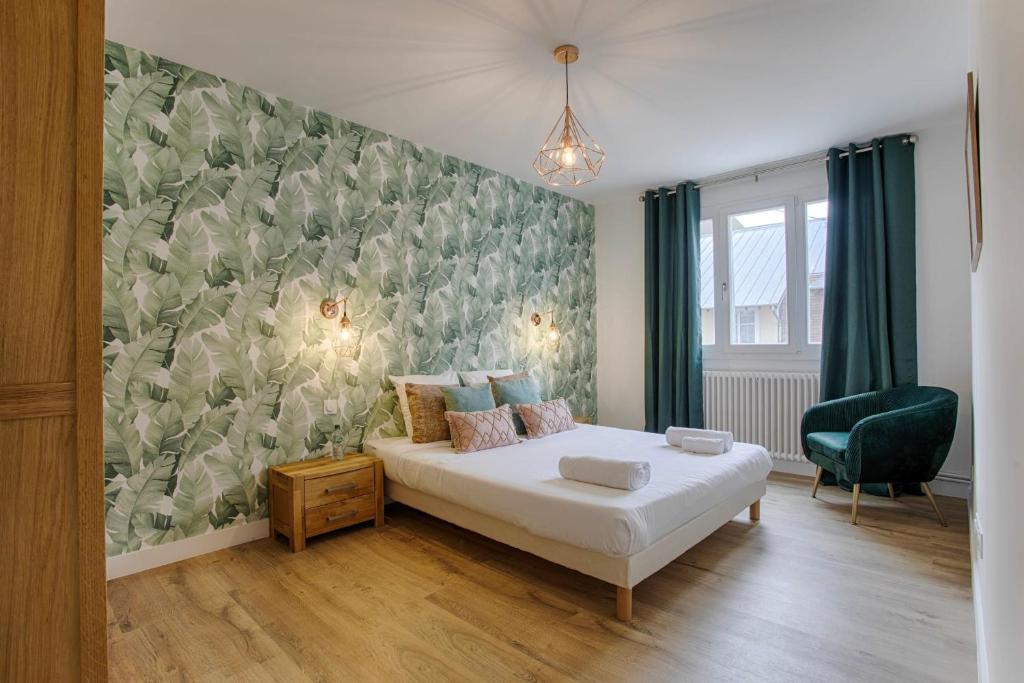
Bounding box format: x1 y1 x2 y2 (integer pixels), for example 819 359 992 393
364 423 772 620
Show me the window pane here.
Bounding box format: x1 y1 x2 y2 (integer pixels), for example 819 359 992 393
806 200 828 344
699 218 715 345
737 307 757 343
728 206 788 345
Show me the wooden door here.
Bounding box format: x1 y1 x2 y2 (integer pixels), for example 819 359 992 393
0 0 107 679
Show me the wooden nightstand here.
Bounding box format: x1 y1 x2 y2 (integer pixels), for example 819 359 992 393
268 454 383 552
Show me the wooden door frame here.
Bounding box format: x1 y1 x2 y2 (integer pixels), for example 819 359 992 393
76 0 107 678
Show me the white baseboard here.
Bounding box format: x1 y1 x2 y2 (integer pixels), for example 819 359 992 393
969 497 988 683
106 519 269 580
769 458 971 499
930 472 971 499
770 459 817 477
103 462 971 581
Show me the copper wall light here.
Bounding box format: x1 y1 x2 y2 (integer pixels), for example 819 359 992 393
530 309 561 351
320 296 361 357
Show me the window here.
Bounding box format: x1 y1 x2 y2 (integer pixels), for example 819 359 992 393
806 200 828 344
727 206 788 345
736 307 757 343
700 185 827 366
699 219 715 345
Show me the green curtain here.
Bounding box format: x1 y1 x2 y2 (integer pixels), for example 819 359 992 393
820 135 918 402
644 182 704 432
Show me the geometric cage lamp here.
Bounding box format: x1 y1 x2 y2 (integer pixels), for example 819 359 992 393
530 309 561 352
320 295 362 358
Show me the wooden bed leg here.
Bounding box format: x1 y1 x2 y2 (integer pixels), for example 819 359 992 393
616 586 632 621
749 499 761 521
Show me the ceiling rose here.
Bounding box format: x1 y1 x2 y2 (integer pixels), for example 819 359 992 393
533 44 605 187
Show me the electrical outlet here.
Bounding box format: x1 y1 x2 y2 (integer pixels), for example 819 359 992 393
972 513 983 560
324 399 338 415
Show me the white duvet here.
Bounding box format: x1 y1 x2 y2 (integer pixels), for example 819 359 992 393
364 424 772 557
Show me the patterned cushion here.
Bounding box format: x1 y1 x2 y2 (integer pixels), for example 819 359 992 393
405 383 457 443
389 372 458 436
445 404 521 453
517 398 577 439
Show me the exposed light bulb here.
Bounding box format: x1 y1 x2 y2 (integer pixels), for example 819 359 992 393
560 145 576 166
548 324 560 341
338 314 353 344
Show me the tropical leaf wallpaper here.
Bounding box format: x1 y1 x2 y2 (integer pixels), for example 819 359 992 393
101 42 596 556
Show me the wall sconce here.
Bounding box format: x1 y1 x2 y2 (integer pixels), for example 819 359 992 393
530 309 561 351
320 296 361 357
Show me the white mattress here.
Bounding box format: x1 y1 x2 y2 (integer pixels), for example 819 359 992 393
365 424 772 557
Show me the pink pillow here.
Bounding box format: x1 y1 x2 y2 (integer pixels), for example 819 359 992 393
445 404 521 453
516 398 577 439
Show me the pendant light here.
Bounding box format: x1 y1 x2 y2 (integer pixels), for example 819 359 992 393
533 44 605 187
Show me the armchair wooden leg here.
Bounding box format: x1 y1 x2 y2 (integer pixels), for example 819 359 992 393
616 586 633 621
921 482 948 527
886 483 896 499
749 499 760 521
811 466 823 499
851 484 861 525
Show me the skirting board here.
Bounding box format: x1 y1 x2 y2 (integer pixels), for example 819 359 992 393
106 519 269 580
969 496 989 683
104 461 970 581
770 458 970 498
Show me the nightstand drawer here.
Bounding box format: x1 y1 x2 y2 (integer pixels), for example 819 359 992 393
306 494 376 536
304 466 374 508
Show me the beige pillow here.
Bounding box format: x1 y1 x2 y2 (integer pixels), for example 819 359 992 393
517 398 577 439
458 369 513 386
389 371 458 436
445 404 521 453
405 383 457 443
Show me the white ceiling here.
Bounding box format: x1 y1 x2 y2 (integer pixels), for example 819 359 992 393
106 0 968 201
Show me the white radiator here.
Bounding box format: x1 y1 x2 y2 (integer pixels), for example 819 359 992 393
702 371 820 462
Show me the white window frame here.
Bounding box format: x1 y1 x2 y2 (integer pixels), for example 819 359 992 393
701 185 826 371
804 197 829 346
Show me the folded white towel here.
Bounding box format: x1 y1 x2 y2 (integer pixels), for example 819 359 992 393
558 456 651 491
666 426 734 451
679 435 727 455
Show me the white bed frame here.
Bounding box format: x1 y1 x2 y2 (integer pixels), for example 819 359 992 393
386 478 765 621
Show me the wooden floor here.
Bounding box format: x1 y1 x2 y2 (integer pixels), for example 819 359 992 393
106 474 976 682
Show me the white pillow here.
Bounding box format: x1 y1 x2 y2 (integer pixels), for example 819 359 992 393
457 369 513 386
389 371 458 436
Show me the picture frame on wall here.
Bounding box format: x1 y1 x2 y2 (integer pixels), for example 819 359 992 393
965 71 983 272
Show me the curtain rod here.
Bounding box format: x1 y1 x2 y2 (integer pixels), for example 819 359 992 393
637 134 917 201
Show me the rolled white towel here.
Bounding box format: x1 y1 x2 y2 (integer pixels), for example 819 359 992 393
679 435 727 455
666 426 734 451
558 456 651 491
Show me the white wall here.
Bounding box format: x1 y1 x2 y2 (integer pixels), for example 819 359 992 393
914 115 974 490
968 1 1024 680
594 197 647 431
594 116 974 494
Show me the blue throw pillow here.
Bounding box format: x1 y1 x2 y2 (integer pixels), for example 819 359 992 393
492 376 542 434
441 384 496 413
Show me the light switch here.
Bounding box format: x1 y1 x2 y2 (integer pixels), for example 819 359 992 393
324 399 338 415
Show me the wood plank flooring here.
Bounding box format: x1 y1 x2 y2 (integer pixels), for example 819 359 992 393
106 474 976 682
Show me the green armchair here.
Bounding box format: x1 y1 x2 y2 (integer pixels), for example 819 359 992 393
800 385 958 526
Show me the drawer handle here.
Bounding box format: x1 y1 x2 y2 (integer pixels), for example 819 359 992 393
326 510 358 523
325 482 357 494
